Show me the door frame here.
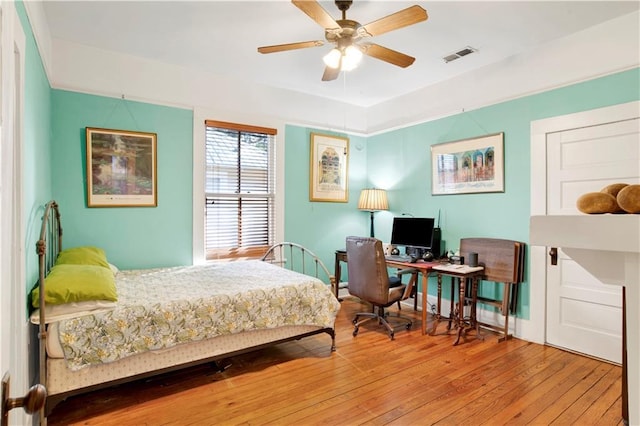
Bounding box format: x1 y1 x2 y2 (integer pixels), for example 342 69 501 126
529 101 640 345
0 2 27 424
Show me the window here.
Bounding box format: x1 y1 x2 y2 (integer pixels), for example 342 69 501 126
204 120 276 260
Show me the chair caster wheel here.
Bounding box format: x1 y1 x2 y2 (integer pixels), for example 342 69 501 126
389 332 395 340
406 323 412 330
353 327 359 337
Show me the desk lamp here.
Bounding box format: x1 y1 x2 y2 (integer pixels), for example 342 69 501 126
358 188 388 238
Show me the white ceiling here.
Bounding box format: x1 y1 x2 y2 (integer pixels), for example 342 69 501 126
41 1 640 108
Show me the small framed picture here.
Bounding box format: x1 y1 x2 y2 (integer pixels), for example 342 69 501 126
86 127 157 207
431 132 505 195
309 133 349 202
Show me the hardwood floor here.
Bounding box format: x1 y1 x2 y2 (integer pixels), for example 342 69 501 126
47 296 623 425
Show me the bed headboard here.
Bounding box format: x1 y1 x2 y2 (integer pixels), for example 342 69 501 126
35 200 62 400
36 201 62 285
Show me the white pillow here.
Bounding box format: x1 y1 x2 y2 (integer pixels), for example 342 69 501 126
30 300 116 324
109 262 119 275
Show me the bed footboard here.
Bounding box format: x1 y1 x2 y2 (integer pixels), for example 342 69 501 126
261 242 337 297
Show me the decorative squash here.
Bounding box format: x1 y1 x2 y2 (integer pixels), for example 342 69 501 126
576 192 619 214
617 184 640 213
601 183 628 198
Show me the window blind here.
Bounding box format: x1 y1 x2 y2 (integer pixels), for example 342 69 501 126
204 120 276 260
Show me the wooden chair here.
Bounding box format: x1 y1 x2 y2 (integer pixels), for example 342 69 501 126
459 238 525 342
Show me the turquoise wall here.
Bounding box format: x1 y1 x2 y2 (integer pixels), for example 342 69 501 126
284 125 369 270
16 1 53 287
17 0 54 388
43 69 640 319
50 90 194 269
286 68 640 320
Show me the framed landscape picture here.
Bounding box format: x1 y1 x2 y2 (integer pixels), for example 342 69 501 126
431 132 505 195
86 127 157 207
309 133 349 202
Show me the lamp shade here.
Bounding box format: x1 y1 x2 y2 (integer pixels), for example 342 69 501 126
358 189 388 211
323 48 341 69
341 45 363 71
323 45 363 71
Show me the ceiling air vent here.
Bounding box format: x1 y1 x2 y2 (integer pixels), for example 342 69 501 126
443 46 477 63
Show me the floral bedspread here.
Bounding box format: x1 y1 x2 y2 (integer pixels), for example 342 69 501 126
56 260 341 370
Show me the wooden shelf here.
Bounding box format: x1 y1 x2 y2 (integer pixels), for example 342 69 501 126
530 215 639 254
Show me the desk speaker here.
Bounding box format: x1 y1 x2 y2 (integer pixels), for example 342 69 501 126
432 227 442 258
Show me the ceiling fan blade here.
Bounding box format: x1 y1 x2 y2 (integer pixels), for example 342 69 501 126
362 43 416 68
360 5 428 37
322 66 340 82
292 0 340 30
258 40 324 54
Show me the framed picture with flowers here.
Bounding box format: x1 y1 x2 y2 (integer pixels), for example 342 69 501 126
86 127 157 207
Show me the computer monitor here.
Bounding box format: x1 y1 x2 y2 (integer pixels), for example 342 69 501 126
390 217 435 251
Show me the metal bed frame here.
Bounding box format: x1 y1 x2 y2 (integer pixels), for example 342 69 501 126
34 201 337 424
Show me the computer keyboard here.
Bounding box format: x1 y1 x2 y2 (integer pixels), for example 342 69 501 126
385 255 412 262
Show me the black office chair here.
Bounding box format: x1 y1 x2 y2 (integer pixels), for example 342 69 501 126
346 236 413 340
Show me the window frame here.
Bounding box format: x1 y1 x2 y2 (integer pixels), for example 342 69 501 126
202 120 277 261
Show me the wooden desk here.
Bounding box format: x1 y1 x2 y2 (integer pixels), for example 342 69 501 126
334 250 438 335
334 250 348 301
430 264 485 345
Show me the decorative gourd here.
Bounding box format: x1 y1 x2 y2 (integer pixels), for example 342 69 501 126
617 184 640 213
576 192 619 214
601 183 628 198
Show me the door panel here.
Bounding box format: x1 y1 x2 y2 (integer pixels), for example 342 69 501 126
547 119 640 215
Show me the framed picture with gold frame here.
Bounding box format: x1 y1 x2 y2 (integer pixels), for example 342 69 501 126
86 127 157 207
309 133 349 202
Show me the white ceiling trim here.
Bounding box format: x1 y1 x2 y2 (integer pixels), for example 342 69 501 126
367 10 640 135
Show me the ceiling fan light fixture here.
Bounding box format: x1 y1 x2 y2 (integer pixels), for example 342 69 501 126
259 1 428 81
323 48 342 69
341 45 362 71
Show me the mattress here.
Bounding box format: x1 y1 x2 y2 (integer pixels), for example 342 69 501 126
49 260 340 370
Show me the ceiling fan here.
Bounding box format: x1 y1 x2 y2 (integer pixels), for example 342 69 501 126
257 0 428 81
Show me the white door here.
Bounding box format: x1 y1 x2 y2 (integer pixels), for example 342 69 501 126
536 108 640 363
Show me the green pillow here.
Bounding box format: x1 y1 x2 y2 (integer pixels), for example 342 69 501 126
55 246 110 269
32 264 117 308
